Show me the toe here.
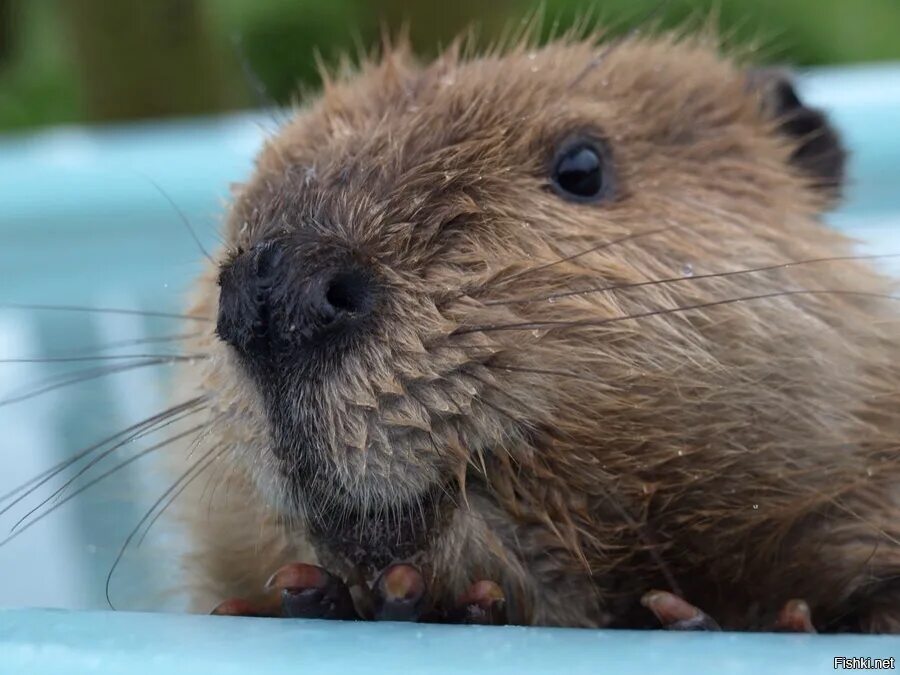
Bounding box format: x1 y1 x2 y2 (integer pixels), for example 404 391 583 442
774 599 816 633
266 563 359 620
450 580 507 625
210 597 274 617
372 563 427 622
641 590 721 631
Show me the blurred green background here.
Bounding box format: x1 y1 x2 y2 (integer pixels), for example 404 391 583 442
1 0 899 133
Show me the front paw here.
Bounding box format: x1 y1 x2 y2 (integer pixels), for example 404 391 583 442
211 561 506 625
210 562 357 620
267 563 360 620
641 590 816 633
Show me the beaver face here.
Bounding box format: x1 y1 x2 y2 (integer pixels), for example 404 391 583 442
208 35 844 568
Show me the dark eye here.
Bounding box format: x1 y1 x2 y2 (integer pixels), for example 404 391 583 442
550 138 613 202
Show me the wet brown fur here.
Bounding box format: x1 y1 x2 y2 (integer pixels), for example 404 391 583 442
171 29 900 631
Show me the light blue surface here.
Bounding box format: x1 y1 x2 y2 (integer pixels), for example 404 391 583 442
0 64 899 673
0 609 897 675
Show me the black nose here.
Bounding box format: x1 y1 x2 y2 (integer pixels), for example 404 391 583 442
216 241 375 357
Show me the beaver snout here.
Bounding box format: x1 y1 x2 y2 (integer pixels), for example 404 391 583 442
216 239 376 358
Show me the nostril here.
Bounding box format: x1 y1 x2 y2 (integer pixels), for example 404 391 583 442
215 241 287 356
219 244 375 355
324 270 373 316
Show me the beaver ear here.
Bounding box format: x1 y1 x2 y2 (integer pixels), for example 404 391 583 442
747 68 846 193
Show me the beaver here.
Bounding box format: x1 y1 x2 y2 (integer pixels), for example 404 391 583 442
168 29 900 632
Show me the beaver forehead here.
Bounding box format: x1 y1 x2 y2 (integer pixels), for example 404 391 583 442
250 36 758 179
226 35 775 256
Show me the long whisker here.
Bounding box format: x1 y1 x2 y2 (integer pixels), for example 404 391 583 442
105 443 224 610
0 353 206 364
138 173 216 264
7 354 202 393
0 424 207 549
0 396 207 510
481 364 598 383
49 332 202 357
8 403 209 533
0 303 212 322
453 290 900 336
0 358 200 408
483 253 900 306
136 419 227 549
467 225 675 299
230 32 286 125
7 361 151 393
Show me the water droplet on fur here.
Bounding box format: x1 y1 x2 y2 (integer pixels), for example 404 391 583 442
289 323 296 332
681 263 694 277
548 297 557 304
866 467 874 477
527 51 538 60
677 449 684 456
532 330 541 338
752 504 759 510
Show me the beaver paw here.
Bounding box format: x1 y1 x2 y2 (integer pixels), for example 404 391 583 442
211 562 506 625
641 590 816 633
267 563 361 620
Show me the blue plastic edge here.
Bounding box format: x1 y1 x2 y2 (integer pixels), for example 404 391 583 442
0 608 898 675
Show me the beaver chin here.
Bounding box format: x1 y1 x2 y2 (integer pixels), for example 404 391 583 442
292 473 453 573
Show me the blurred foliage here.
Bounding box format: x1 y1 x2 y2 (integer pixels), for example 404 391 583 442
1 0 899 132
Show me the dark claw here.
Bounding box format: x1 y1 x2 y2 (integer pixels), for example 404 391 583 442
372 563 427 622
447 580 507 625
642 590 721 631
774 599 817 633
266 563 359 620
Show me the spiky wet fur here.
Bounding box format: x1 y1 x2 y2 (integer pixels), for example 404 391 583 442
171 29 900 631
